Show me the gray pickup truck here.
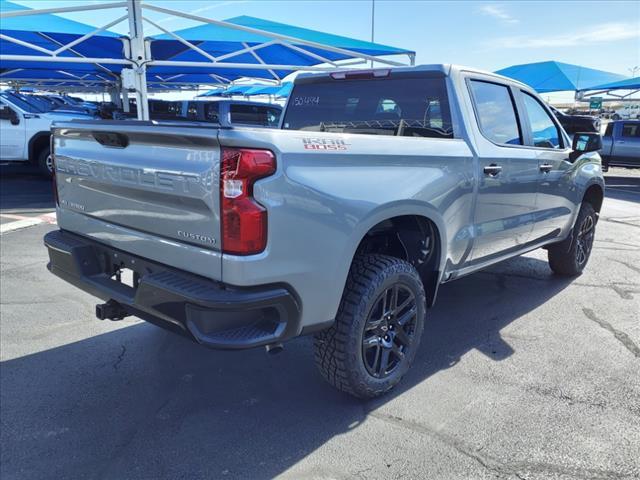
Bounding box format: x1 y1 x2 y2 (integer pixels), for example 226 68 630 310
44 65 605 398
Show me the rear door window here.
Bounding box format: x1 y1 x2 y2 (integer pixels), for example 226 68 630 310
283 75 453 139
621 123 640 137
469 80 521 145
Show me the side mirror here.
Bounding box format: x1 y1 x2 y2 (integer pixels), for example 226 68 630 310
0 106 20 125
9 109 20 125
569 132 602 162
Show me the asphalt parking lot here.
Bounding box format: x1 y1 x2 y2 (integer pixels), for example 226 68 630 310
1 166 639 480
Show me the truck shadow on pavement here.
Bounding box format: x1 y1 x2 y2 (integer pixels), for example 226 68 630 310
0 256 574 479
0 165 54 213
603 174 640 204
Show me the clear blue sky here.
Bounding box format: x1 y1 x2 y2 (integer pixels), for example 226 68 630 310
10 0 640 101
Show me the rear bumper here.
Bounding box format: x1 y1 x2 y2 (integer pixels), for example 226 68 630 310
44 230 301 349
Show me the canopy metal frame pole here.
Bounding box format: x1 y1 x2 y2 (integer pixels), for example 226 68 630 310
126 0 149 120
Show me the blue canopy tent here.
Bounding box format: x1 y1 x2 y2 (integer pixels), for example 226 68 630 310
576 76 640 100
196 87 226 97
495 61 627 93
244 83 287 96
274 82 293 98
2 1 415 118
581 76 640 91
196 81 292 98
0 0 126 86
223 84 259 95
147 15 415 86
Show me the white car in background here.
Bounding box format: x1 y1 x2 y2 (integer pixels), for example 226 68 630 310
612 103 640 120
0 91 94 175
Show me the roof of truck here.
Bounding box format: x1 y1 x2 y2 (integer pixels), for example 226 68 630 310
295 64 531 91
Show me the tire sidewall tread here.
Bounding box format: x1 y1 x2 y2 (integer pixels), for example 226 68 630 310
548 202 597 276
314 254 426 399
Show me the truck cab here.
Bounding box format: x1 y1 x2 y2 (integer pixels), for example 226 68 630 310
0 91 94 175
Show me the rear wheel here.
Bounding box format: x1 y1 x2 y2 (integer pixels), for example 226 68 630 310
314 254 426 398
37 146 53 177
548 202 597 276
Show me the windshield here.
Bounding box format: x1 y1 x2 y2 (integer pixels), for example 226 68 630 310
23 94 58 111
283 75 453 139
0 92 47 113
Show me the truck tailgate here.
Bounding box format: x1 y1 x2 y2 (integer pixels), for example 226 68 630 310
53 121 222 280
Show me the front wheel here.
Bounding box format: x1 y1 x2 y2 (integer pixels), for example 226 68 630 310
548 202 597 276
314 254 426 399
37 146 53 177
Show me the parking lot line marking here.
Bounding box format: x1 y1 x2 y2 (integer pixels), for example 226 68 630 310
0 213 30 221
0 212 57 233
0 217 44 234
39 212 58 224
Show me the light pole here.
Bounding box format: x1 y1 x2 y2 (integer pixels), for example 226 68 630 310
629 66 639 77
370 0 375 68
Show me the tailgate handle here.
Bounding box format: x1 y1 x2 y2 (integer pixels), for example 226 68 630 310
92 131 129 148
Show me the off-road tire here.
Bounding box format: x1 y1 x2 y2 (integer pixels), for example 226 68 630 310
37 146 53 177
548 202 597 276
314 254 426 399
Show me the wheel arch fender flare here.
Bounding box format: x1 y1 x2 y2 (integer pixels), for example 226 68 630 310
336 201 449 305
27 131 51 162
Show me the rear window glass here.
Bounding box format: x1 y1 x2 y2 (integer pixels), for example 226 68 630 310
283 76 453 139
230 104 281 127
621 123 640 137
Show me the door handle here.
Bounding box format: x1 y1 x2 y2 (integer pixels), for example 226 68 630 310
539 163 553 173
483 164 502 176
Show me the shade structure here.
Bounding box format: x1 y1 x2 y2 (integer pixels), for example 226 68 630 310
244 83 289 96
195 81 292 98
495 61 627 93
581 76 640 92
3 1 414 88
274 82 292 97
0 0 126 83
147 15 414 85
223 84 258 95
2 0 415 118
197 87 226 97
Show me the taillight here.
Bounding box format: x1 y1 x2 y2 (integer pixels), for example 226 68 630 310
220 147 276 255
